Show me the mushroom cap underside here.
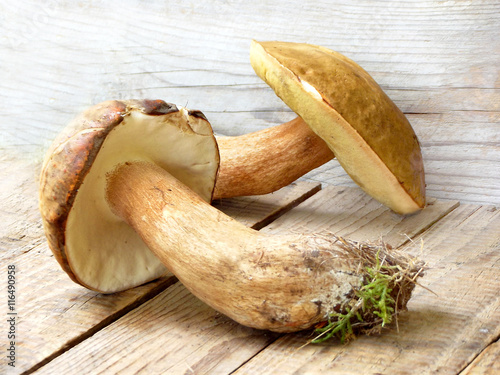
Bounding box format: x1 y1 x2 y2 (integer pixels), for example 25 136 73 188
39 100 220 293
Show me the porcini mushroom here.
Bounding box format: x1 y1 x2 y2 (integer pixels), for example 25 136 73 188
247 41 426 215
40 99 423 334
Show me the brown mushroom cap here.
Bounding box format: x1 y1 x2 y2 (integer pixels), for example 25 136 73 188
250 41 425 215
39 100 219 293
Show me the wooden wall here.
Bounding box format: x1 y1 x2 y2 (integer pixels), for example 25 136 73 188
1 0 499 206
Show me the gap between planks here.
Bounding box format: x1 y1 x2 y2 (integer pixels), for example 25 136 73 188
460 338 500 375
10 181 320 375
30 186 460 375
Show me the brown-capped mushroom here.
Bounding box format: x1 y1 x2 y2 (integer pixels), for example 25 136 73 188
246 41 425 215
40 99 422 333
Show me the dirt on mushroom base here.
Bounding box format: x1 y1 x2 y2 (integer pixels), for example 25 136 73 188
300 234 425 345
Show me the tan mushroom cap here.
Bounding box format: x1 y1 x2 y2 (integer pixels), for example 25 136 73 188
39 100 219 293
250 40 425 215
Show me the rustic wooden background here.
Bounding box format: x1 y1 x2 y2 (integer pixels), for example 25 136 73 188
1 0 499 207
0 1 499 374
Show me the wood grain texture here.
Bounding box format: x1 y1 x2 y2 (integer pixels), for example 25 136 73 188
213 181 321 229
0 0 499 206
262 185 459 245
31 186 458 375
0 157 43 262
234 204 500 375
303 110 500 206
34 281 280 375
461 339 500 375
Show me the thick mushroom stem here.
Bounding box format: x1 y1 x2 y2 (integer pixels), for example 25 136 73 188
106 161 419 333
213 117 334 200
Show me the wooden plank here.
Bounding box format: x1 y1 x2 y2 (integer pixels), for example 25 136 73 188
215 109 500 207
30 187 459 374
461 339 500 375
234 204 500 375
213 181 321 230
3 177 319 374
33 282 280 375
0 158 44 262
263 185 459 246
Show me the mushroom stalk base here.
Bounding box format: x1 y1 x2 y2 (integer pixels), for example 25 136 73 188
214 117 334 200
106 161 421 333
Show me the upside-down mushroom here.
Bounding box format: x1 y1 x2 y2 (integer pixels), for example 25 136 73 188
39 99 423 333
216 41 425 215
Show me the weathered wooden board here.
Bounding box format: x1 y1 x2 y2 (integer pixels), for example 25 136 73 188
31 187 459 374
212 182 321 230
0 158 44 262
2 178 319 374
461 339 500 375
1 0 499 206
263 186 459 245
33 281 280 375
234 204 500 375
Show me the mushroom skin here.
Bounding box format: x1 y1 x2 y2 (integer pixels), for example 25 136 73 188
39 100 130 283
107 161 418 332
